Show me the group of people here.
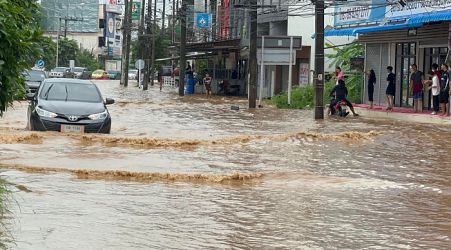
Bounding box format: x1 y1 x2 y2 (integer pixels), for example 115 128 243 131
366 66 396 110
366 63 450 115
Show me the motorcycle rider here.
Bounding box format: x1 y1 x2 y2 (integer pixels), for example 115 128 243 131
329 79 359 117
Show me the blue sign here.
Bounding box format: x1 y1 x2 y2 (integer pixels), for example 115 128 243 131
334 0 386 27
195 13 211 29
36 60 45 68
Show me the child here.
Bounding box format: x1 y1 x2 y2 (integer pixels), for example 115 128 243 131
203 73 212 99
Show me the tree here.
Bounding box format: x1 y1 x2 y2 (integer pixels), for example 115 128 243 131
30 36 56 71
0 0 44 116
326 42 365 104
58 38 78 67
76 49 99 71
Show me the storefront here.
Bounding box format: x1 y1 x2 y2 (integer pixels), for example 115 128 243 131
327 0 451 109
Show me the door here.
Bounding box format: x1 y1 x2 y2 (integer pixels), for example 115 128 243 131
395 43 416 107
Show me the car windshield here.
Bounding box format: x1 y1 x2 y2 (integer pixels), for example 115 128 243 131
108 71 118 74
53 67 68 72
40 82 102 103
93 70 104 74
74 68 85 72
24 70 46 81
129 70 138 74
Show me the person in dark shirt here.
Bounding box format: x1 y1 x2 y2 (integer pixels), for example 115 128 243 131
366 69 376 109
386 66 396 111
329 80 359 116
410 64 424 113
440 63 450 116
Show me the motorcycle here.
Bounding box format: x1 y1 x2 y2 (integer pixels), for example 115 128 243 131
329 98 349 117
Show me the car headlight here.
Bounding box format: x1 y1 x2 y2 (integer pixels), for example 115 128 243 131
35 107 57 118
88 110 108 120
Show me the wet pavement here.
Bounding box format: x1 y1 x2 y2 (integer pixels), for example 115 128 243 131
0 80 451 249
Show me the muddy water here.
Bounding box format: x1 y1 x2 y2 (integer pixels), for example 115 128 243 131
1 80 451 249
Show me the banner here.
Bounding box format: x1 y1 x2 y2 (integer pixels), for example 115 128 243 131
105 0 122 14
131 2 141 21
334 0 386 26
299 63 309 86
105 12 115 39
386 0 451 19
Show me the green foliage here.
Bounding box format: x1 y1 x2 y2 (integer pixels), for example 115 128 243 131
272 42 365 110
29 36 56 70
272 85 315 109
0 0 44 116
76 49 100 71
58 38 78 67
326 42 365 104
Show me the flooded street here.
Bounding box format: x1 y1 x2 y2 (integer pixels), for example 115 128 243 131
1 80 451 249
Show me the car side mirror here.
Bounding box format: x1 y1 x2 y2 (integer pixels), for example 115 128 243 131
26 92 35 101
105 98 115 105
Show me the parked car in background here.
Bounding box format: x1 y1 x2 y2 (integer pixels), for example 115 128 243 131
49 67 74 78
128 69 138 80
107 70 121 80
23 69 47 94
73 67 92 79
91 70 108 80
26 78 115 134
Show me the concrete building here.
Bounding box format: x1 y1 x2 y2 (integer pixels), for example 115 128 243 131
40 0 123 67
326 0 451 110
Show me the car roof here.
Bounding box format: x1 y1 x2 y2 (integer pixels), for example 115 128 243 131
43 78 94 85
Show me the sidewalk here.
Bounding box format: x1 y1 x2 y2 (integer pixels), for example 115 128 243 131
354 104 451 125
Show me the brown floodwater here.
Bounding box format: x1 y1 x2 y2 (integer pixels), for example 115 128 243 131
0 80 451 249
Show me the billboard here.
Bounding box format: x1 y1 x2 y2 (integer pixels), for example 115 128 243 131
105 13 116 39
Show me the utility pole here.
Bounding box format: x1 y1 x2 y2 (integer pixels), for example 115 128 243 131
162 0 166 35
314 0 325 119
139 0 146 59
120 0 132 87
56 18 61 67
143 0 152 87
179 0 186 96
248 0 258 108
150 0 157 87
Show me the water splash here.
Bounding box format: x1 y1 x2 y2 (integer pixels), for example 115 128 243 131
0 164 264 185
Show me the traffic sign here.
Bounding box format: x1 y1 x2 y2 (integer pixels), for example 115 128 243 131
195 13 211 29
135 59 145 70
36 60 45 68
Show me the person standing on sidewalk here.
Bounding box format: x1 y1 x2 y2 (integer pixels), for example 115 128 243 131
366 69 376 109
440 63 450 116
386 66 396 111
410 64 424 113
424 64 441 115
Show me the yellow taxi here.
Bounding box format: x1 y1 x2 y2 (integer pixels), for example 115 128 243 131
91 69 108 80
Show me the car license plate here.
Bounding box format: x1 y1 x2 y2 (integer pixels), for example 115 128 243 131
61 124 84 134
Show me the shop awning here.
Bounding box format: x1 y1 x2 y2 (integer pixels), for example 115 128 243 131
324 28 356 37
324 22 424 37
407 9 451 25
323 9 451 37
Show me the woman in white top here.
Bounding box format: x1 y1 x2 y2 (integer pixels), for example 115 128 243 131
424 64 441 115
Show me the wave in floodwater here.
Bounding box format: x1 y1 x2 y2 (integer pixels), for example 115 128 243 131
0 133 43 144
0 164 264 185
0 130 381 149
78 130 381 149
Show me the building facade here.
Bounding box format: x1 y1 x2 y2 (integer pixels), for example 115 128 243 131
327 0 451 109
